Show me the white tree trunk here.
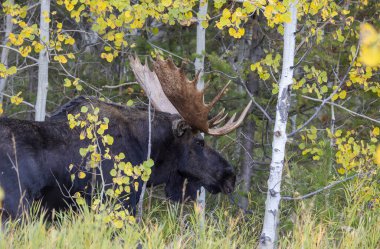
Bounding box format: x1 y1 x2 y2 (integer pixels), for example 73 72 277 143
35 0 50 121
259 2 298 249
194 0 207 90
0 0 15 104
194 0 208 227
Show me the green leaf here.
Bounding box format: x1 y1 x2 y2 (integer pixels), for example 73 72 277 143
110 169 117 177
81 106 88 113
126 99 134 106
79 148 88 157
141 173 150 182
76 84 83 91
152 27 159 35
298 143 305 150
143 158 154 168
321 85 328 94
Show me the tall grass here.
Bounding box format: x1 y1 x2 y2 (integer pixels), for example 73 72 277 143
0 179 378 249
0 200 259 249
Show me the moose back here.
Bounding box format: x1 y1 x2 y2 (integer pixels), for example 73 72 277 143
0 97 236 220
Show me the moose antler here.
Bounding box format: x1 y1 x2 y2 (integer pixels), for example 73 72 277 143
129 56 178 115
153 57 252 136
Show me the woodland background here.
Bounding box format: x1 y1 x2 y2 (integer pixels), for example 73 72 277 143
0 0 379 248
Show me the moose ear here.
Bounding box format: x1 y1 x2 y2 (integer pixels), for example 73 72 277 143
172 119 191 137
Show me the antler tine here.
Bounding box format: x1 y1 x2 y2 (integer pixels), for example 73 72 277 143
210 113 229 127
192 70 201 88
207 81 231 110
208 108 225 127
225 113 237 125
180 60 188 72
208 100 253 136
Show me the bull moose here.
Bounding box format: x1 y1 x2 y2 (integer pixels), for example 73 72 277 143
0 57 252 221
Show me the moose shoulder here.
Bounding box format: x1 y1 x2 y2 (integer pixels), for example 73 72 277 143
0 97 236 220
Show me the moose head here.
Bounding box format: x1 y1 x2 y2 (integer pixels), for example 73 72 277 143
130 56 252 199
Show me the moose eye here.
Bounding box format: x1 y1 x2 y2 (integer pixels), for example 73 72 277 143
195 139 205 147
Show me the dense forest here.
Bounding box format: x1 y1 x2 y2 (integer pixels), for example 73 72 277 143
0 0 379 248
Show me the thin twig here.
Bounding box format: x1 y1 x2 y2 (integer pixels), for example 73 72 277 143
101 82 138 89
282 172 372 200
0 92 35 108
0 45 39 62
301 95 380 124
147 41 188 61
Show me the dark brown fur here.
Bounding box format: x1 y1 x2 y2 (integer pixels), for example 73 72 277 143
0 97 236 220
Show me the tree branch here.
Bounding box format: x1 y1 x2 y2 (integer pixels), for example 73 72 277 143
0 45 39 63
101 82 138 89
301 95 380 125
282 171 373 201
0 92 35 109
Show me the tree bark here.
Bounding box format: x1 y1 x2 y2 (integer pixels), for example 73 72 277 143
35 0 50 121
259 2 298 248
0 0 15 104
237 16 264 210
194 0 208 227
239 118 255 209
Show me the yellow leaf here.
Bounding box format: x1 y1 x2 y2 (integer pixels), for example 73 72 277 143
63 78 72 87
375 145 380 165
373 127 380 136
359 23 380 67
19 46 31 57
66 3 75 11
222 8 231 19
65 37 75 45
339 90 347 99
134 181 139 191
0 187 5 201
201 20 208 29
67 53 75 59
331 93 339 101
91 153 101 162
7 66 17 75
58 34 65 42
337 168 345 175
162 0 172 7
104 134 114 145
79 131 85 140
78 171 86 179
10 92 23 105
54 55 68 64
33 42 44 53
335 130 342 137
113 219 124 229
228 27 236 37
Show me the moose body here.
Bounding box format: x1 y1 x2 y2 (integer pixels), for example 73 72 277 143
0 97 236 220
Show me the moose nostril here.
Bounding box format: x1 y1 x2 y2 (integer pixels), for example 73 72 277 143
222 174 236 194
226 186 232 193
223 183 233 194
